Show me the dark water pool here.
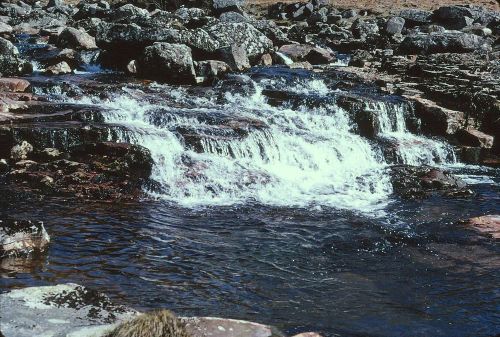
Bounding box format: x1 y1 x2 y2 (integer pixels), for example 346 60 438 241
1 166 499 337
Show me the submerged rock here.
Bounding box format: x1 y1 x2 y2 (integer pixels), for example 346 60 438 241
0 219 50 257
462 215 500 239
389 165 472 199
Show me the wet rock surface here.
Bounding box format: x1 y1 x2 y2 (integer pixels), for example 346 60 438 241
0 219 49 257
389 165 472 199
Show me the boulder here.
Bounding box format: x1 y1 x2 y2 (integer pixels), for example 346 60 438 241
0 21 13 34
112 3 149 21
462 215 500 239
0 284 137 337
278 44 312 62
385 17 405 35
351 19 379 40
0 219 50 257
57 27 97 50
410 96 465 136
0 37 32 76
205 22 273 62
11 141 33 161
136 42 196 84
217 45 250 71
456 129 494 148
390 165 470 199
45 61 72 75
399 32 489 54
212 0 245 15
433 6 475 29
0 78 30 92
399 9 432 27
196 60 231 78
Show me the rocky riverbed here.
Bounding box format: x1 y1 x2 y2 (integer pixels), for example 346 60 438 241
0 0 499 336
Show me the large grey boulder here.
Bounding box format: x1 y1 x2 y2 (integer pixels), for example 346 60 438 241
0 284 138 337
432 6 475 29
385 17 405 35
205 22 273 62
57 27 97 50
0 37 32 76
399 32 489 54
136 42 196 84
217 45 250 71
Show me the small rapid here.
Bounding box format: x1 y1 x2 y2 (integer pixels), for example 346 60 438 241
66 71 456 211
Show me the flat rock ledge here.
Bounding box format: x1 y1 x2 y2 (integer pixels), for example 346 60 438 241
0 284 321 337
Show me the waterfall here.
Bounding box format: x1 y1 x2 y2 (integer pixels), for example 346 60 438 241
365 101 457 166
66 75 457 210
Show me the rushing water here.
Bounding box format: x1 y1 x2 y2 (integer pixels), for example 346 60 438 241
2 68 499 337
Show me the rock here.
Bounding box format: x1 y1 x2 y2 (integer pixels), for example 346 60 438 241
292 333 324 337
462 215 500 239
184 317 274 337
292 3 314 21
205 22 273 62
32 147 63 162
219 11 248 23
287 61 313 70
278 43 310 61
0 284 137 337
0 158 8 174
0 219 50 257
305 47 335 64
390 165 470 199
217 45 250 71
307 7 328 24
126 59 137 74
399 32 489 54
409 96 465 135
57 27 97 50
0 78 30 92
385 17 405 35
433 6 474 29
47 0 64 7
258 53 273 66
351 19 379 40
11 141 33 161
45 61 72 75
459 146 482 164
456 129 494 148
0 21 13 34
196 60 231 78
112 4 149 20
137 43 196 84
0 37 32 76
399 9 432 27
341 9 358 19
212 0 245 15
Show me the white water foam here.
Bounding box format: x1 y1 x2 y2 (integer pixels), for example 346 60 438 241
72 79 392 211
366 101 457 166
67 77 457 211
